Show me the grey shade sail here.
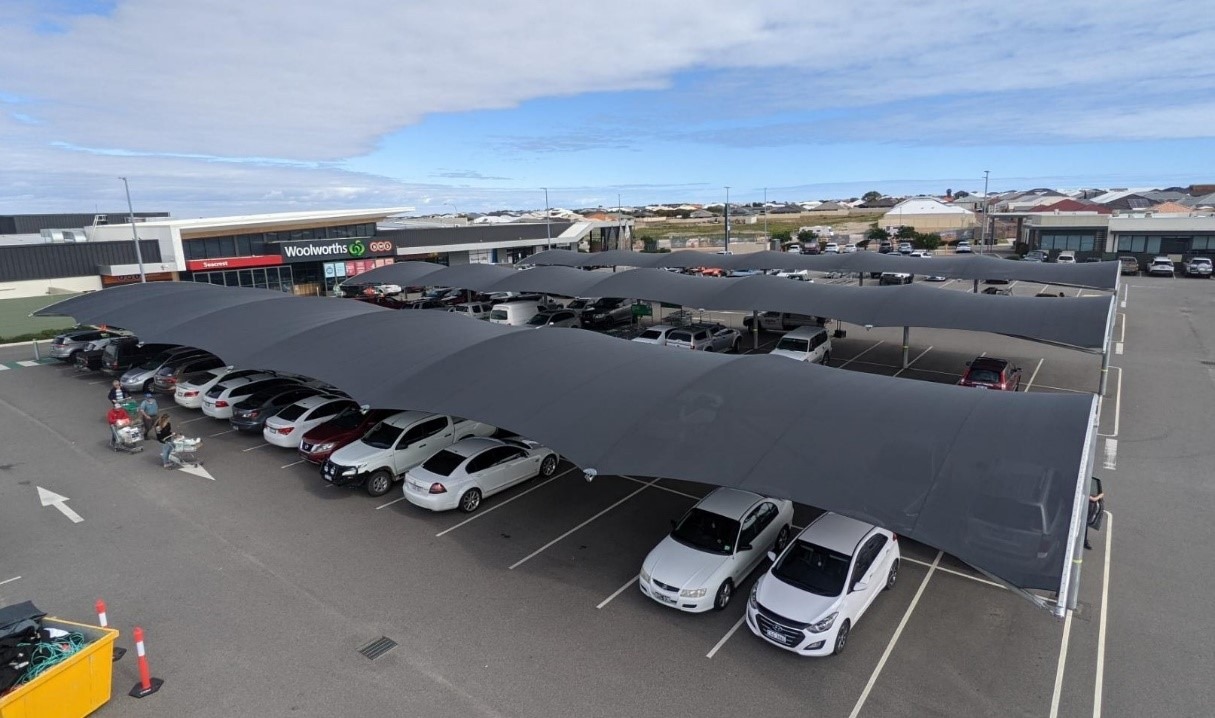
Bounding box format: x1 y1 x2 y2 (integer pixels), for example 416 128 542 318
355 262 1115 351
38 282 1096 596
524 249 1122 290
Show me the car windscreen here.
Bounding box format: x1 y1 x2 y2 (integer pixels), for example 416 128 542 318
325 405 366 429
1193 259 1212 266
567 299 591 310
967 368 1001 383
772 540 851 596
276 403 308 421
671 509 740 555
775 338 810 353
138 353 171 370
525 314 551 326
639 329 664 340
666 331 693 344
421 450 465 477
488 309 508 321
362 422 404 449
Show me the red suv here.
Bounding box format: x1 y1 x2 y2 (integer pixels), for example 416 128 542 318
959 357 1023 391
298 407 398 464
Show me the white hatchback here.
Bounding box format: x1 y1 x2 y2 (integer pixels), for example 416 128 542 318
639 488 795 613
174 368 266 409
403 437 560 513
632 324 678 346
201 377 299 419
263 395 360 448
746 512 900 657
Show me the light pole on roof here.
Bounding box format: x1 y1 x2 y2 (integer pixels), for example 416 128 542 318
542 187 551 251
118 177 146 283
724 186 731 253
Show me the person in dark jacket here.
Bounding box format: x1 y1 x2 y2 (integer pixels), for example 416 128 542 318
153 413 177 468
107 380 126 405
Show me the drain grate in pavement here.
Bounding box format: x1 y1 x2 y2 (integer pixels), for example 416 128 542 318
358 636 398 660
1201 360 1215 366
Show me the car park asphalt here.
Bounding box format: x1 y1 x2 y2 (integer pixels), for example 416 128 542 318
0 271 1208 717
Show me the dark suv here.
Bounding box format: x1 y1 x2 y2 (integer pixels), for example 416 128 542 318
99 339 176 375
572 298 633 328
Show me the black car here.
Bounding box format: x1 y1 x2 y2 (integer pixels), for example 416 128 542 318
878 241 894 254
229 386 321 432
73 334 139 371
575 298 633 328
99 340 177 375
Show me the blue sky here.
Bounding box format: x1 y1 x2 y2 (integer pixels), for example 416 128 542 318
1 0 1213 216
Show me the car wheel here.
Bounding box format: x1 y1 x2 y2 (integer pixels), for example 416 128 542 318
822 351 831 366
459 488 482 513
833 619 851 655
713 579 734 611
143 379 155 392
365 469 394 497
539 455 558 477
885 559 899 590
774 525 791 553
732 339 740 353
704 346 714 353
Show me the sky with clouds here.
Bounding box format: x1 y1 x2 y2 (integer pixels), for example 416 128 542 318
1 0 1212 217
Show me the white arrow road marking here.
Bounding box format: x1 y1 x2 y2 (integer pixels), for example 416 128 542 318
37 486 83 523
178 465 215 480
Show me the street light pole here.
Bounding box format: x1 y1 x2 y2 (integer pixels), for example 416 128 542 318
981 170 990 254
619 192 626 251
724 186 731 253
118 177 146 283
542 187 551 251
763 187 769 248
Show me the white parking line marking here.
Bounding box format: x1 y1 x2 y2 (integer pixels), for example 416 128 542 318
1048 602 1075 718
1009 280 1019 290
241 443 270 452
899 556 1004 589
209 429 236 437
618 474 701 501
16 360 40 367
847 551 941 718
87 379 106 385
0 365 8 371
893 346 933 378
182 416 209 424
1097 366 1122 438
837 341 885 369
0 576 20 586
1120 284 1128 308
1115 343 1123 355
1094 511 1112 718
705 615 747 659
1023 358 1045 392
280 460 305 469
1033 384 1089 394
1075 287 1084 297
1118 313 1126 343
596 575 639 610
435 467 577 537
742 338 780 355
1103 438 1118 470
375 496 408 510
509 479 659 570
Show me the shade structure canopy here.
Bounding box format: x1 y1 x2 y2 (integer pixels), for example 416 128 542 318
523 249 1122 290
354 261 1114 352
38 282 1097 606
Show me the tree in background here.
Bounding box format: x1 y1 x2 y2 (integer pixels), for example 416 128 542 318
771 229 793 244
865 224 889 242
797 229 820 245
640 235 659 252
954 190 971 198
862 190 883 204
913 232 942 250
895 225 917 240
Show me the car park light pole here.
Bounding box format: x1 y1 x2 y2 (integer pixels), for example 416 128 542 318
980 170 990 254
119 177 147 283
543 187 551 251
902 326 911 368
723 186 731 254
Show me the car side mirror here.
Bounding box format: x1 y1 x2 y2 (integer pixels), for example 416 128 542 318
767 551 777 562
739 544 753 552
852 581 869 592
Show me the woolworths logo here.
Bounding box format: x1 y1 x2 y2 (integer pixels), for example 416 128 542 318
281 241 354 258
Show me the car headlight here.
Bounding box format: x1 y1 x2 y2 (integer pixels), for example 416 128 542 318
639 568 651 584
748 583 759 609
679 587 707 599
313 442 335 452
340 467 357 476
808 612 838 633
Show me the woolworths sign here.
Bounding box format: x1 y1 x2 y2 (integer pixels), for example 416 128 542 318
277 237 395 262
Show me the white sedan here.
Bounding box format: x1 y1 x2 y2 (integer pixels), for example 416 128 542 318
746 512 899 656
174 368 265 409
403 437 560 513
639 488 794 613
262 395 360 448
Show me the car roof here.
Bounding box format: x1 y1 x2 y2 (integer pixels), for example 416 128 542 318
695 487 764 519
292 394 346 408
800 512 877 555
783 326 826 338
969 357 1010 370
381 410 439 428
446 436 506 457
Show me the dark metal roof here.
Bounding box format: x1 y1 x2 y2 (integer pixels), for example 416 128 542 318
0 240 163 282
35 280 1098 599
376 221 574 250
0 213 169 235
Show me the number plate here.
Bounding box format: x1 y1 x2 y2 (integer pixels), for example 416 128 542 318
654 592 676 604
764 628 786 642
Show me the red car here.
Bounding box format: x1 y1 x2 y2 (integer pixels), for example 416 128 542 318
298 407 398 464
958 357 1023 391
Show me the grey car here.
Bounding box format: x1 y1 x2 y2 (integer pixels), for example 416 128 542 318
525 309 582 328
119 347 212 393
48 328 125 362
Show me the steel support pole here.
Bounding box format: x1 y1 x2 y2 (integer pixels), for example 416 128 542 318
973 278 979 293
902 326 910 368
1098 291 1116 395
120 177 147 282
751 310 759 351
